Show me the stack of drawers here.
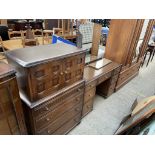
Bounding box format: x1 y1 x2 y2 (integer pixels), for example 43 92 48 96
6 43 86 134
23 81 84 134
82 62 122 117
82 80 96 117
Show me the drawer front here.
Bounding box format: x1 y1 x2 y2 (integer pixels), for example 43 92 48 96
84 88 96 103
85 80 97 92
35 94 83 130
98 72 112 85
33 82 84 118
36 104 82 134
82 99 94 117
52 113 81 135
117 63 139 85
113 66 121 75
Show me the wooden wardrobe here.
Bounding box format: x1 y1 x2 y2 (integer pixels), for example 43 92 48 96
104 19 147 91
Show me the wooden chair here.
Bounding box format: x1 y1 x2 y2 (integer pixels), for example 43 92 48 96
0 36 6 61
8 30 22 40
142 45 155 66
0 36 4 52
32 29 43 44
22 38 39 48
43 30 53 44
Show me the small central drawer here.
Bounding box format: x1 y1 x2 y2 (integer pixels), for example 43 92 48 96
82 99 94 117
85 80 97 92
84 87 96 103
98 72 112 85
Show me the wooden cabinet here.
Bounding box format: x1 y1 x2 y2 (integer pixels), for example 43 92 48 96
0 62 27 135
21 80 85 135
82 80 97 117
104 19 145 91
6 43 86 102
82 60 121 117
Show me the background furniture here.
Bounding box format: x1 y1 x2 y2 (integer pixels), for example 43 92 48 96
8 30 22 40
104 19 145 91
142 44 155 66
7 19 43 31
0 25 9 40
0 36 4 52
0 62 27 134
2 37 51 50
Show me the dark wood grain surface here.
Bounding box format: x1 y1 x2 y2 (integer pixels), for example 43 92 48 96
0 62 15 79
5 43 86 67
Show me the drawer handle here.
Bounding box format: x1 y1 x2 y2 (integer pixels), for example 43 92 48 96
90 84 93 88
46 118 50 121
45 107 49 111
64 71 68 74
77 88 81 92
47 130 50 134
87 105 91 108
75 107 80 112
60 72 63 75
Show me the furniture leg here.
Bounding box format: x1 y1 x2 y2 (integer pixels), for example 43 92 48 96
146 51 152 66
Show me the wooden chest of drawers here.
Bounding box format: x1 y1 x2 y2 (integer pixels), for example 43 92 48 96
82 80 97 117
115 60 141 91
21 80 85 135
6 43 86 101
0 62 27 135
82 60 122 117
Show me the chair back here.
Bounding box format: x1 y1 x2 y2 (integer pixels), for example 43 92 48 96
32 29 43 37
8 30 22 40
0 36 4 52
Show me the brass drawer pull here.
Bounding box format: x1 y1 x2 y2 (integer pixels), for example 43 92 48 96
47 130 50 134
45 107 49 111
60 72 63 75
87 105 91 108
90 84 93 88
46 118 50 121
77 88 81 92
